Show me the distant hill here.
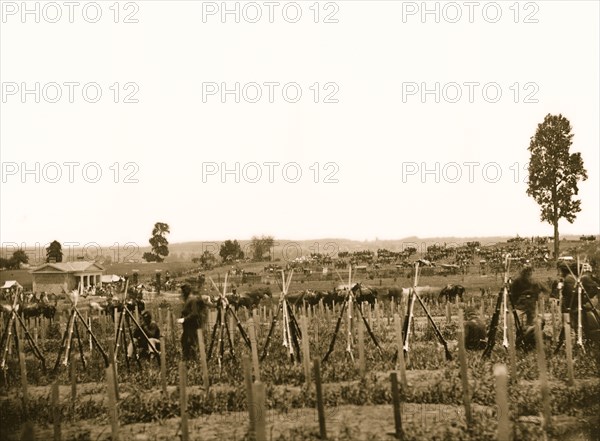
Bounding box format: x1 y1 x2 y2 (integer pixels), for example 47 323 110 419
4 235 597 265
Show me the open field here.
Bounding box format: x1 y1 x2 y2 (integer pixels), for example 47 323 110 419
1 267 599 441
1 238 599 441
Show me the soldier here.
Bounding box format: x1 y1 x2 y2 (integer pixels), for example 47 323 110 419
463 307 487 350
130 310 161 360
197 273 206 289
177 283 206 360
510 265 544 327
558 262 600 342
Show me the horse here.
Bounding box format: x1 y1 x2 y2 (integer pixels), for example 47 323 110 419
350 283 378 307
225 287 272 311
286 290 323 308
376 287 407 304
438 284 465 302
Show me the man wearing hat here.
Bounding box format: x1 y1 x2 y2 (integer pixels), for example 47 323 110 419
558 262 600 342
177 283 206 360
510 265 544 327
130 310 161 360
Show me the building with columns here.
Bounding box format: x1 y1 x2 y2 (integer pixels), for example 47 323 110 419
30 261 105 295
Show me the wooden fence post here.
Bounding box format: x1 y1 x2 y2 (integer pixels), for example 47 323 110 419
314 359 327 440
160 336 167 396
494 364 510 441
179 361 189 441
535 318 552 432
18 324 29 414
390 372 403 439
105 365 119 441
52 381 61 441
507 313 517 383
248 318 260 381
357 315 366 379
70 348 77 412
253 382 267 441
300 315 311 388
243 357 256 438
197 329 210 392
563 314 575 386
457 309 472 427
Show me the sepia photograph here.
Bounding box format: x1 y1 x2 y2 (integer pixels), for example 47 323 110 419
0 1 599 440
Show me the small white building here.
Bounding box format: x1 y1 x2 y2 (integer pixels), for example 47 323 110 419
30 261 105 294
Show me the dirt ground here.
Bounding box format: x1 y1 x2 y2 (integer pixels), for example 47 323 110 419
5 403 596 441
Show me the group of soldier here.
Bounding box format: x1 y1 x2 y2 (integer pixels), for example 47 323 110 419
462 261 599 352
127 262 598 361
127 282 208 361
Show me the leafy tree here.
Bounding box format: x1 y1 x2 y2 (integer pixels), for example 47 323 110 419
143 222 170 263
46 240 63 263
250 235 275 261
0 250 28 270
219 240 244 262
404 247 417 257
142 252 158 262
11 250 29 268
194 250 217 270
527 114 588 260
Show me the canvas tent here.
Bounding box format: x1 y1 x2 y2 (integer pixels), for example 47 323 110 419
1 280 23 300
1 280 23 291
101 274 123 284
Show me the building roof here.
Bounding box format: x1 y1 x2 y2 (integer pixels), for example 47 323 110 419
30 261 105 274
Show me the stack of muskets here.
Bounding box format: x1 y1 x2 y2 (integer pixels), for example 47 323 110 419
280 270 295 359
345 266 355 360
483 254 512 359
576 256 583 347
554 255 600 353
262 269 302 363
207 273 251 369
113 280 159 369
502 254 511 349
402 261 420 355
483 254 533 358
402 259 452 361
1 290 46 372
62 290 79 367
566 256 586 348
210 273 230 370
322 265 384 363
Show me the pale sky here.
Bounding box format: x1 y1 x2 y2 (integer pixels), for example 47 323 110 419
1 1 598 249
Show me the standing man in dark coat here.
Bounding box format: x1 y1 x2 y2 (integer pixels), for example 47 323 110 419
177 283 205 360
510 265 544 326
558 263 600 342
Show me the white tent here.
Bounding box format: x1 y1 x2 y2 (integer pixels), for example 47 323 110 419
101 274 123 283
1 280 23 290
